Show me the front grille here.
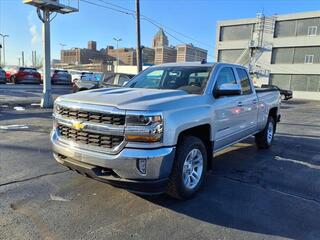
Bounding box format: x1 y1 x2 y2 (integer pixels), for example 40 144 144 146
56 106 125 125
58 124 124 149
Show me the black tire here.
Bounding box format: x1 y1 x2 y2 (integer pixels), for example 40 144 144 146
255 116 275 149
166 135 207 200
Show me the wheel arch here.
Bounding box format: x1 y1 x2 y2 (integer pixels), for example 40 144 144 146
177 124 213 170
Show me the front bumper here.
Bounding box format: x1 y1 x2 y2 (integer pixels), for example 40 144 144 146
17 77 41 84
51 130 175 193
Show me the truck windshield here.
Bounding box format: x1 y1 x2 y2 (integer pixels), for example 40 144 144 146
126 66 212 94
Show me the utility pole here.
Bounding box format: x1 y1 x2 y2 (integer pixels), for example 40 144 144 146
34 50 37 67
22 51 25 66
0 34 9 66
32 51 34 67
136 0 142 73
113 37 122 73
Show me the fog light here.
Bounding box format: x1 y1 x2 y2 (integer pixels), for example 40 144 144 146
137 159 147 175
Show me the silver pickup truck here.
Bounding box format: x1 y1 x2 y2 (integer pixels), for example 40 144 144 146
51 62 281 199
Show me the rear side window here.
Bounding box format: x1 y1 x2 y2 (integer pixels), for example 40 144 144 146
236 68 253 94
215 67 237 88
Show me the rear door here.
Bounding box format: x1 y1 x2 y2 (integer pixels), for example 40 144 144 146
235 67 259 137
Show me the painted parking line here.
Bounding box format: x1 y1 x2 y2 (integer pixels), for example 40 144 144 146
0 125 29 130
275 156 320 170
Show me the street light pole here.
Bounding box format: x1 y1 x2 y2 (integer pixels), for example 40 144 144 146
23 0 78 108
60 43 67 50
0 34 9 66
113 38 122 73
40 8 53 108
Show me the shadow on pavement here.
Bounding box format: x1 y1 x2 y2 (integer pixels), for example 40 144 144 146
138 135 320 240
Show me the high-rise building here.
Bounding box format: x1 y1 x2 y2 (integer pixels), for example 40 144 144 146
215 11 320 100
176 44 208 62
154 46 177 65
152 28 169 48
88 41 97 51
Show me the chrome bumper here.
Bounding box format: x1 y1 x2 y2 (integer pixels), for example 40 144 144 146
51 129 175 180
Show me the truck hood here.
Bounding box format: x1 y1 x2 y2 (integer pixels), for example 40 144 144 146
58 87 206 111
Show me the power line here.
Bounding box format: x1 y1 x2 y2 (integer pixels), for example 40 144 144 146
80 0 135 16
81 0 214 51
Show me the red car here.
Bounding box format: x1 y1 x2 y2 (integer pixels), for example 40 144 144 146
10 67 41 84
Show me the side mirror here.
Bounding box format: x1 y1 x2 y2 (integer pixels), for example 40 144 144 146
214 83 242 98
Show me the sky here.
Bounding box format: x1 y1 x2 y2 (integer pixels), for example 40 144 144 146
0 0 319 66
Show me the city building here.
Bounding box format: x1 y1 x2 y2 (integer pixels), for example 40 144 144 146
215 11 320 100
154 46 177 65
106 46 136 65
61 41 103 64
105 46 155 65
142 47 155 65
87 41 97 51
152 28 169 48
176 44 207 62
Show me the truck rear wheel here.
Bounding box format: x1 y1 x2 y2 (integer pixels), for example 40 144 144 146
255 116 275 149
166 135 207 200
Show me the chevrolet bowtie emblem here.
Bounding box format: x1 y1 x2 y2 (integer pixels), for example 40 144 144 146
72 121 85 130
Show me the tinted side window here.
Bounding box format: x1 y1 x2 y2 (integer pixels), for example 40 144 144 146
236 68 253 94
215 67 237 88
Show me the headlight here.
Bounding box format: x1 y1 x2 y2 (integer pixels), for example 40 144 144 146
125 114 163 142
126 115 162 126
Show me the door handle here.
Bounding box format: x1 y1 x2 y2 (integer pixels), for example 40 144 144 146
237 102 243 107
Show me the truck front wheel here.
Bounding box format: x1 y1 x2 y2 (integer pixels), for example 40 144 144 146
255 116 275 149
166 136 207 200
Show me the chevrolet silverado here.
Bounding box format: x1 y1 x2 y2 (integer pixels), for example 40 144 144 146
51 62 281 199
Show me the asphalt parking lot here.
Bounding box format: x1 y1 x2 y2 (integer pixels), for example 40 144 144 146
1 84 320 240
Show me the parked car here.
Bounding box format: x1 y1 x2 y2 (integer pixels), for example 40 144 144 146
10 67 41 84
261 84 293 100
4 66 19 81
72 72 101 92
0 67 6 84
72 73 135 92
51 62 281 199
69 70 93 83
101 73 135 88
51 69 72 85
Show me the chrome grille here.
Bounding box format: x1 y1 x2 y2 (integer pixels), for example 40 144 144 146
56 106 125 125
58 124 124 149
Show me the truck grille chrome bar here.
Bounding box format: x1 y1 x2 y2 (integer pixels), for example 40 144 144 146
53 102 126 154
56 105 125 125
58 124 124 149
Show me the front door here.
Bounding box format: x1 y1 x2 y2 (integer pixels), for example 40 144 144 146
212 66 245 151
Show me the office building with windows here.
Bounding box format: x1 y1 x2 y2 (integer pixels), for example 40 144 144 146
215 11 320 100
61 41 103 64
176 44 208 62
